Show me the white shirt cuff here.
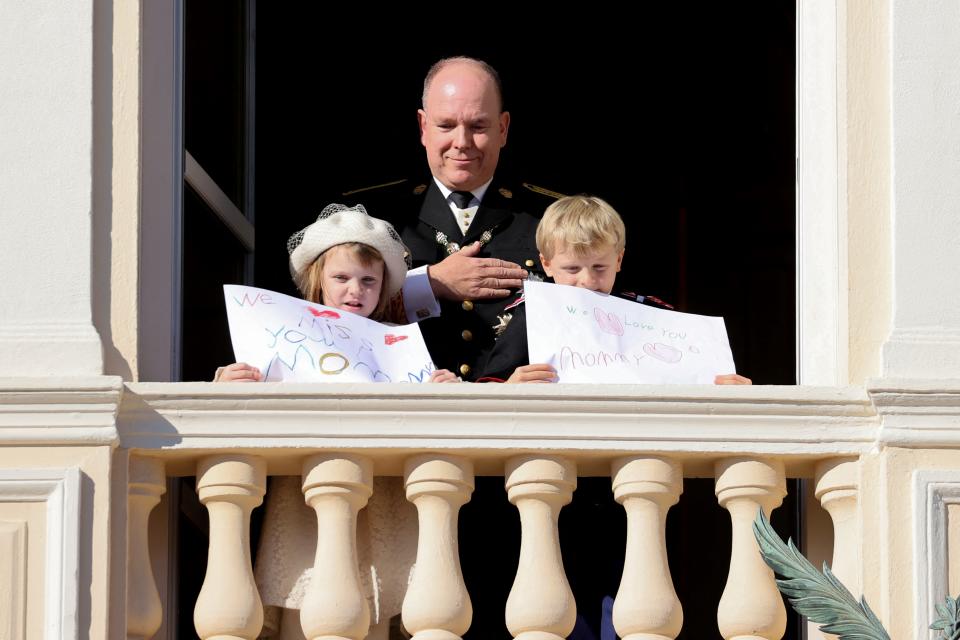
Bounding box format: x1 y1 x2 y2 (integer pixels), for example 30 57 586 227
403 265 441 322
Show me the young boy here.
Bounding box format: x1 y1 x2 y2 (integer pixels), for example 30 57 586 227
478 195 750 384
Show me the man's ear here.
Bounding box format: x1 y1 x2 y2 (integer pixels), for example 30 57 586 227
417 109 428 145
499 111 510 147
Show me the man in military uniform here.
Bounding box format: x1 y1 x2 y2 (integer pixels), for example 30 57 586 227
349 56 557 380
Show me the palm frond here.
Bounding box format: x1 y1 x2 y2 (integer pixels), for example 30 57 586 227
930 594 960 640
752 509 890 640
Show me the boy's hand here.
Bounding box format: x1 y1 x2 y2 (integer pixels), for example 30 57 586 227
428 241 528 300
507 364 558 384
714 373 752 385
217 362 262 382
429 369 461 383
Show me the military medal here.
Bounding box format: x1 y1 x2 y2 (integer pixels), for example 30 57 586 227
435 229 494 255
435 231 461 254
493 312 513 336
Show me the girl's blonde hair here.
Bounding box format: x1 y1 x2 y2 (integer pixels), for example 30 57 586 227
295 243 392 321
536 195 626 258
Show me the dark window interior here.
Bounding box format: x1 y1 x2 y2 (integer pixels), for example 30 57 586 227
180 3 795 384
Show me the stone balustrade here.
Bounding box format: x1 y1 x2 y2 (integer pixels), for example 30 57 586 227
118 382 873 639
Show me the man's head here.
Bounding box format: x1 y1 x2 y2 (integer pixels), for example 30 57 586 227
536 195 626 294
418 57 510 192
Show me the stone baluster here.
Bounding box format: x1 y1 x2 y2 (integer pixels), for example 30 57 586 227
127 456 166 640
611 456 684 640
815 458 860 595
504 455 577 640
402 454 475 640
299 454 373 640
193 455 266 640
715 457 787 640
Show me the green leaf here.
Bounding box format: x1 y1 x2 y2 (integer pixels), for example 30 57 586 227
930 593 960 640
753 509 891 640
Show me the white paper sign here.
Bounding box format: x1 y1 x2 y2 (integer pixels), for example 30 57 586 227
223 285 437 383
524 281 736 384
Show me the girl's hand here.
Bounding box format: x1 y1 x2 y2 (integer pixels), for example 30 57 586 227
714 373 752 385
429 369 461 383
507 364 558 384
216 362 262 382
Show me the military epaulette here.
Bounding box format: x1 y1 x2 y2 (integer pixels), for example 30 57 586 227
340 178 411 198
521 182 567 200
617 291 675 310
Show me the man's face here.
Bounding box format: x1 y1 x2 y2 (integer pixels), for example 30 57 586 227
418 63 510 192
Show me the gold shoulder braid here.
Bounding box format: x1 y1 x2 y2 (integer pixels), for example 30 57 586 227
521 182 567 200
341 178 408 197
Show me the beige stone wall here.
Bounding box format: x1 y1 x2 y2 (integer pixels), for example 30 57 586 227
861 447 960 639
0 446 114 639
0 500 46 639
94 0 142 381
93 0 141 380
845 0 893 385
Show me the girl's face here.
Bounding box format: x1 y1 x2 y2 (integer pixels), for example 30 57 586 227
320 245 384 317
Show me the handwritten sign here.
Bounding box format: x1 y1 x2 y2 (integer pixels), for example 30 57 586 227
523 281 736 384
223 285 437 383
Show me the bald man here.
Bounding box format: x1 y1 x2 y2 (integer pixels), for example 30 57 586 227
391 57 554 381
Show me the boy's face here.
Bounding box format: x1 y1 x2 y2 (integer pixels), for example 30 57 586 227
320 245 384 317
540 243 623 294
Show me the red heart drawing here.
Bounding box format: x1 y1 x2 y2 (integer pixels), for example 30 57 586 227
594 308 625 336
307 307 340 319
384 334 408 345
643 342 683 363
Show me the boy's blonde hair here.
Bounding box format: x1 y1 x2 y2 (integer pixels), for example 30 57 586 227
296 243 392 321
536 195 626 259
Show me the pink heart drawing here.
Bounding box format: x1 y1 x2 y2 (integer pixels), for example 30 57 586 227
307 307 340 319
594 308 625 336
643 342 683 364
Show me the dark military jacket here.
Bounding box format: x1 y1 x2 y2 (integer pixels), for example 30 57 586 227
345 178 554 380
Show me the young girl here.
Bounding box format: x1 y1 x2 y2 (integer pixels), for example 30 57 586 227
216 203 455 639
217 202 457 382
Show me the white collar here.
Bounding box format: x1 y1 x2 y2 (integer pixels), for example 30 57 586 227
432 177 493 206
